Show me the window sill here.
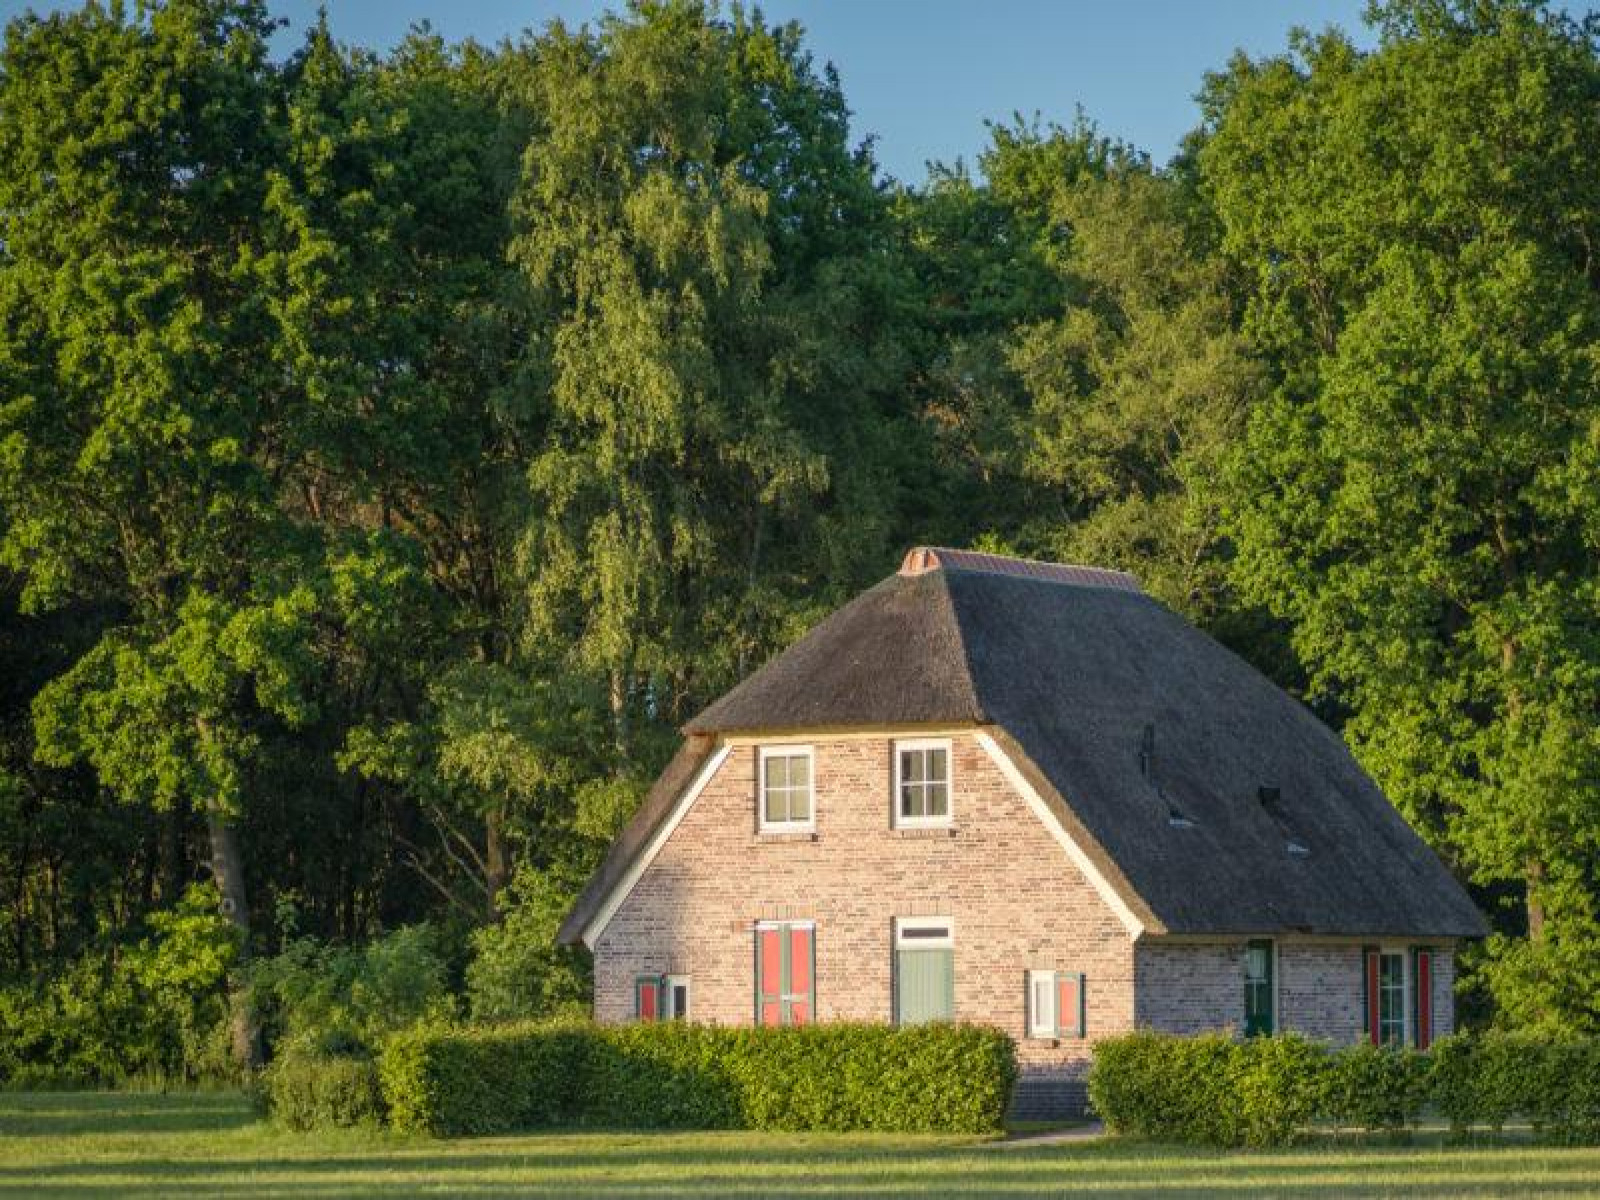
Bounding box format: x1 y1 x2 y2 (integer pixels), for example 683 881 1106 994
756 830 819 843
892 825 957 838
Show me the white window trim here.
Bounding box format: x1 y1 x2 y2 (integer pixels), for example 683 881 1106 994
758 744 816 833
1027 969 1058 1039
894 916 954 949
663 974 691 1021
1377 944 1412 1046
893 737 954 828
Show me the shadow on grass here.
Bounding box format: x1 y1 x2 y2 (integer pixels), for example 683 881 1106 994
3 1094 1600 1198
0 1090 258 1138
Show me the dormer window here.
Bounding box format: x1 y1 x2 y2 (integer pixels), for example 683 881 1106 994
759 745 814 831
895 738 952 828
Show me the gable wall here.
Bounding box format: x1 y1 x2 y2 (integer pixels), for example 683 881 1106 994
592 731 1136 1114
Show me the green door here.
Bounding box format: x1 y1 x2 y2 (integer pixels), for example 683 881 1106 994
1244 940 1274 1036
896 948 954 1026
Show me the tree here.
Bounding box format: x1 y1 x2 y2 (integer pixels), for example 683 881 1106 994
511 0 900 765
0 0 320 1065
1007 164 1260 621
1202 0 1600 1028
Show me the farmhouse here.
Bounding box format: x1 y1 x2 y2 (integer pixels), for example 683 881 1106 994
558 548 1486 1116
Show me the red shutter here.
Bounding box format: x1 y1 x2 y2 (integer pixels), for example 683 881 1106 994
1415 949 1433 1050
758 928 783 1026
789 926 813 1025
1364 947 1381 1046
1056 973 1085 1038
636 976 660 1022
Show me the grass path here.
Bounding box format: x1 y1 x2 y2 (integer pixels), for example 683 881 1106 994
2 1090 1599 1198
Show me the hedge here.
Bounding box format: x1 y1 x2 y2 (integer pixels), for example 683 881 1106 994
263 1050 386 1131
1089 1030 1600 1147
379 1020 1016 1136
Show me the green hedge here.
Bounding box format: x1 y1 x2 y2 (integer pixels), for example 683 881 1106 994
264 1051 386 1131
379 1020 1016 1136
1089 1031 1600 1147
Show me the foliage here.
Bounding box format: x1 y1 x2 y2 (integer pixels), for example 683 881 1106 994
262 1048 386 1131
380 1020 1016 1136
1431 1031 1600 1143
1087 1030 1323 1147
248 924 453 1059
464 863 592 1022
1091 1030 1600 1147
0 884 237 1086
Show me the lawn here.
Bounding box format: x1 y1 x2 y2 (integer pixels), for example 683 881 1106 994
2 1091 1599 1198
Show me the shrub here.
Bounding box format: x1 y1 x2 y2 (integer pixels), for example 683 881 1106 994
464 864 591 1023
1431 1033 1600 1144
1088 1030 1321 1147
379 1020 1016 1136
248 923 453 1059
264 1050 385 1131
1318 1041 1430 1133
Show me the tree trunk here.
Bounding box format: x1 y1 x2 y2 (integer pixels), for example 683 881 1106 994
1526 858 1547 941
485 808 510 922
609 666 631 763
207 809 260 1071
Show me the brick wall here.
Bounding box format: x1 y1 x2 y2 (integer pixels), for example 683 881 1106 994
1137 939 1456 1045
592 731 1135 1116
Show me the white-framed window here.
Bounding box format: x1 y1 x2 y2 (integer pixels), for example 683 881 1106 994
664 974 691 1021
894 917 954 1025
759 745 814 831
1027 968 1086 1039
1377 949 1408 1047
1028 970 1056 1039
894 738 952 827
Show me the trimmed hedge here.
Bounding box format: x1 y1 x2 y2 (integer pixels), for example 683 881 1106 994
264 1051 386 1131
379 1020 1016 1136
1089 1031 1600 1147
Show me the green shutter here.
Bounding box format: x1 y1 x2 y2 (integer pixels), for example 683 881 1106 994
896 948 954 1026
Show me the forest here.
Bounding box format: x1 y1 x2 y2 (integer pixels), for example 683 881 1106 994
2 0 1599 1082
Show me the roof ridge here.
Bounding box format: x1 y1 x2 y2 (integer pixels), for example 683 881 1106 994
899 546 1142 593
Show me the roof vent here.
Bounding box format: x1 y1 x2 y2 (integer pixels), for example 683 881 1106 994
1258 785 1281 808
1287 841 1310 857
1168 810 1196 830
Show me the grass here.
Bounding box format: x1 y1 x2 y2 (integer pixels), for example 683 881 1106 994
2 1091 1599 1198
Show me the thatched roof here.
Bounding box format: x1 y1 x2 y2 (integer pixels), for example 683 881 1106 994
561 548 1486 943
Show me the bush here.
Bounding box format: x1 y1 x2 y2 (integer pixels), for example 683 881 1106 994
0 884 238 1087
248 923 453 1060
1091 1030 1600 1148
1088 1030 1322 1147
464 864 591 1022
1318 1041 1430 1133
379 1020 1016 1136
1430 1032 1600 1143
264 1050 385 1131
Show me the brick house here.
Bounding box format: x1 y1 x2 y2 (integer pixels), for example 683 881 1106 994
558 548 1486 1116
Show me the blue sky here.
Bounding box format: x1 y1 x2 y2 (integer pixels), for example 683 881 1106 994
1 1 1375 180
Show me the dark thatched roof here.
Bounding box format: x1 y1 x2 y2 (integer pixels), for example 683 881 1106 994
561 549 1486 943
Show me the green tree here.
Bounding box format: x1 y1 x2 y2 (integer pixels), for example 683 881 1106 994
0 0 324 1064
1203 0 1600 1027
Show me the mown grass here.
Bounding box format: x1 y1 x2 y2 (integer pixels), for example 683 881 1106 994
1 1090 1598 1198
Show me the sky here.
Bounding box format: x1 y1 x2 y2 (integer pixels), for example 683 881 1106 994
0 0 1377 181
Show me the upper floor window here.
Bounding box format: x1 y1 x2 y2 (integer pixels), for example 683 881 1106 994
759 745 814 831
895 738 952 827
